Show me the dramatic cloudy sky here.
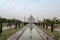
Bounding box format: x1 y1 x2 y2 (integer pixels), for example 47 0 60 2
0 0 60 21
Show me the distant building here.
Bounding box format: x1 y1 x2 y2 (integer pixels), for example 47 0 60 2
28 15 35 23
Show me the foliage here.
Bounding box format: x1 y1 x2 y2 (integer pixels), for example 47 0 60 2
0 17 22 23
38 26 60 40
0 26 24 40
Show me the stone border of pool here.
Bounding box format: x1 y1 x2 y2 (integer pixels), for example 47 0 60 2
7 26 27 40
34 25 53 40
35 28 44 40
17 27 27 40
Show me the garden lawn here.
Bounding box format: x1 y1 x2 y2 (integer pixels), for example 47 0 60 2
2 23 8 27
56 24 60 28
0 26 24 40
37 26 60 40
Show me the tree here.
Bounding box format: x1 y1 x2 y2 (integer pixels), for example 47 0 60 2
42 19 46 28
56 19 60 24
38 20 41 26
0 17 3 33
15 22 17 29
18 21 21 28
0 22 2 33
51 20 54 32
45 19 51 29
46 23 48 30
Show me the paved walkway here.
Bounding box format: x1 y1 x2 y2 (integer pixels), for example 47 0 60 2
7 24 41 40
33 24 53 40
7 24 53 40
7 25 27 40
2 25 15 30
48 26 60 32
54 28 60 32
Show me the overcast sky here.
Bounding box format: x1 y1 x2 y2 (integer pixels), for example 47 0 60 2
0 0 60 21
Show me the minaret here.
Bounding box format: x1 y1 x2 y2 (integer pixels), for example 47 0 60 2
37 16 38 22
23 16 25 25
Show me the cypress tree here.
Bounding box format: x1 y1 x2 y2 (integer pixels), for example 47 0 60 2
18 22 20 28
15 22 17 29
51 21 54 32
0 22 2 33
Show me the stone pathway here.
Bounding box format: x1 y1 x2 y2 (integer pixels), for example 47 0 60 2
7 25 27 40
54 28 60 32
33 24 53 40
2 25 15 30
48 26 60 32
7 24 44 40
6 24 53 40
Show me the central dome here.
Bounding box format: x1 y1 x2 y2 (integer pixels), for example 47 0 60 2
28 15 35 23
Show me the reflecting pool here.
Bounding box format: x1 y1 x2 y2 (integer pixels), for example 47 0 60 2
18 27 43 40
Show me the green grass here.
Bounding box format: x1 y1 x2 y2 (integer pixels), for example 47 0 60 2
56 24 60 28
2 23 8 27
0 26 25 40
37 26 60 40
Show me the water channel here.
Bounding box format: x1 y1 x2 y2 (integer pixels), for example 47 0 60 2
18 24 43 40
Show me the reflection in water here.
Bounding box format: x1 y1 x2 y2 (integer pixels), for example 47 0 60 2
30 34 32 39
28 24 33 31
18 27 43 40
29 24 33 39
